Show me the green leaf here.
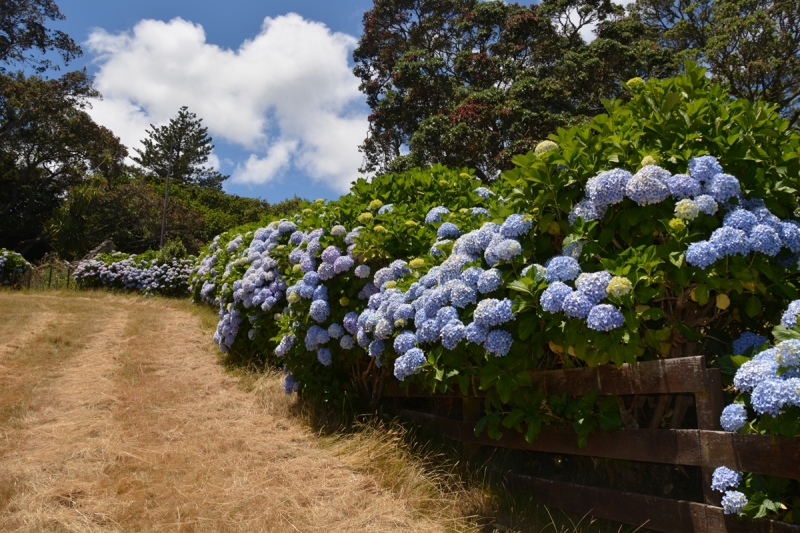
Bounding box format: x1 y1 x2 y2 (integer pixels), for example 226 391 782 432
502 409 526 429
694 284 710 306
772 325 800 342
745 295 762 318
507 280 532 295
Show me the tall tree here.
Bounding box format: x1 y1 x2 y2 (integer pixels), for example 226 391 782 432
0 0 82 72
630 0 800 126
132 106 228 190
0 70 127 255
353 0 678 179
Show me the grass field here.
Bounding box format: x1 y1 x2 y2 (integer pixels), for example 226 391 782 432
0 291 649 532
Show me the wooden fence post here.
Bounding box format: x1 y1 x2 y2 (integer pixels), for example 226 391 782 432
696 363 724 507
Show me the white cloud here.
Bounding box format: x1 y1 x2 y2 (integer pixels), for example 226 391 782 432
86 14 368 192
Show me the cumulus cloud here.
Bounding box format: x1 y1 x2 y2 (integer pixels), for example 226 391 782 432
86 14 368 192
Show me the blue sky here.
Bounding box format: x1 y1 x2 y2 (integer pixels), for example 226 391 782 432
52 0 375 203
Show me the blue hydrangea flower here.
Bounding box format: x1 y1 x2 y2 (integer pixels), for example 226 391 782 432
695 195 718 215
447 280 477 308
685 240 719 269
394 348 426 381
774 340 800 367
312 284 328 302
394 304 415 320
575 271 612 303
378 204 394 214
721 491 747 515
303 271 320 286
425 206 450 224
318 263 335 281
734 358 779 392
711 467 742 492
356 329 371 347
283 374 298 394
333 255 355 273
485 329 513 356
289 231 306 245
369 339 385 357
710 226 750 257
732 332 768 355
416 319 441 344
305 325 330 350
477 268 503 294
777 221 800 254
340 335 355 350
375 318 394 340
544 256 581 282
720 404 748 432
666 174 701 199
782 300 800 328
569 198 604 225
309 300 330 323
461 266 483 288
484 239 522 266
688 155 723 183
440 320 466 350
474 187 493 199
321 246 341 264
541 281 572 313
562 291 596 319
465 322 489 345
626 166 671 205
394 331 417 354
500 214 533 238
473 298 514 327
328 323 344 339
587 169 631 207
300 253 316 273
706 174 741 202
354 265 370 278
750 378 800 416
586 304 625 331
749 224 782 256
343 312 359 334
317 348 332 366
437 222 461 240
472 207 490 216
723 209 758 233
331 225 347 236
278 220 298 235
274 335 295 357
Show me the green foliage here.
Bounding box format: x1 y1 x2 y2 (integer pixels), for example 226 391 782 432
132 106 228 189
630 0 800 127
0 248 31 285
354 0 680 180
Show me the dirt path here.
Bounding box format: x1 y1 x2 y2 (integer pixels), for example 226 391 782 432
0 293 447 533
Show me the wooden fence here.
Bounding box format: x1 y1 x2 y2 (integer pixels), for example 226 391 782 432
383 356 800 533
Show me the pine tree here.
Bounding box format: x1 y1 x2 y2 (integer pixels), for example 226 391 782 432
133 106 228 190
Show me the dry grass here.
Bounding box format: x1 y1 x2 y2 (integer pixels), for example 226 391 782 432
0 291 463 532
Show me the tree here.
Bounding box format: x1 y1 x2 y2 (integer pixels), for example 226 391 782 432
0 70 127 255
0 0 82 73
133 106 228 190
353 0 679 179
630 0 800 127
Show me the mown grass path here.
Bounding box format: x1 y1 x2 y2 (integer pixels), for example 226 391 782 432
0 292 448 533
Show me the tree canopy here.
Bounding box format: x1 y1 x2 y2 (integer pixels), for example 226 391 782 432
0 0 82 72
629 0 800 126
133 106 229 190
353 0 678 179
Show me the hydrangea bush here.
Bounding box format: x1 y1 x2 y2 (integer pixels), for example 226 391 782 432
73 251 195 297
0 249 31 286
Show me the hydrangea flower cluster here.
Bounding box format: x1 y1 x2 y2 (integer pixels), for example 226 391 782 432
73 254 194 297
710 466 748 515
0 249 32 285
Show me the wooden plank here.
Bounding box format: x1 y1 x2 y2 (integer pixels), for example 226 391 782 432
503 473 800 533
465 425 703 466
384 356 710 399
529 356 709 396
696 368 724 431
701 432 800 481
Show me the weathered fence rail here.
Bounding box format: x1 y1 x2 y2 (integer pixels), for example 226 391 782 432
384 356 800 533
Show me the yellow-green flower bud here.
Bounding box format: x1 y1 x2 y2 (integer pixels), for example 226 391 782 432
641 155 658 166
607 276 633 298
368 199 383 210
315 198 325 205
385 280 397 289
394 318 407 328
668 218 687 232
292 263 302 273
339 297 349 307
288 292 301 304
438 179 449 187
534 140 558 155
409 258 425 269
357 212 373 224
626 77 645 89
373 225 387 233
405 220 418 226
302 208 313 215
